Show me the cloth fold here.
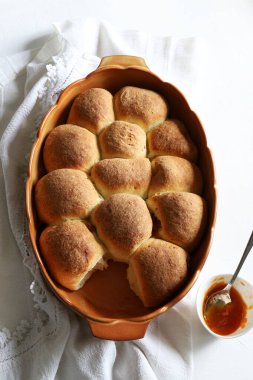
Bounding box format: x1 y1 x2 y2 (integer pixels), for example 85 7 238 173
0 19 196 380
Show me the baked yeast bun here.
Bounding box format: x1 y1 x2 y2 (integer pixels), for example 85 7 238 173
91 193 152 262
127 238 188 307
114 86 168 131
67 88 115 134
34 85 207 303
40 220 107 290
147 119 198 162
91 158 151 198
149 156 203 197
99 121 146 158
43 124 100 172
147 192 207 251
35 169 101 224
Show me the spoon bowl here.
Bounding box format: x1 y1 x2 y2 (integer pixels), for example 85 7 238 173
204 283 232 312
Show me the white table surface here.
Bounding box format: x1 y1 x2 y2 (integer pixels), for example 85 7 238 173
1 1 253 379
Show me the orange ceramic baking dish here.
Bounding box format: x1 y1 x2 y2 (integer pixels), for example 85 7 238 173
26 55 216 340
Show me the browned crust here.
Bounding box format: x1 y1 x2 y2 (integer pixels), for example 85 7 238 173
35 169 102 224
147 192 207 251
91 158 151 198
149 155 203 196
67 88 115 134
40 220 105 290
99 121 147 159
43 124 100 172
33 84 210 303
91 193 153 262
128 238 188 307
147 119 198 161
114 86 168 130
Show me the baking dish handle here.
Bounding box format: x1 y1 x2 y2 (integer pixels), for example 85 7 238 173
97 55 150 71
87 318 150 340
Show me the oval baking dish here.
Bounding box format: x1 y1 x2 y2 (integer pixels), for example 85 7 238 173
26 55 216 340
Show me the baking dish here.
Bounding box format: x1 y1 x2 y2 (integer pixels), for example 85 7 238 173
26 55 216 340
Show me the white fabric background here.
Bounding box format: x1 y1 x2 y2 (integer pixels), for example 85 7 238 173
0 20 198 380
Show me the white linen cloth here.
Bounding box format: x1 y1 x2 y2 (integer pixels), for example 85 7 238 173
0 19 200 380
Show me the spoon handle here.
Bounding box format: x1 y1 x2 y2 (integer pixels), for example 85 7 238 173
229 230 253 286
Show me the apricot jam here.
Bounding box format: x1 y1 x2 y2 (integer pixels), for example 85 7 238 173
203 282 247 335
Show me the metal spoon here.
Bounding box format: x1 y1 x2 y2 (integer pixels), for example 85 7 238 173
204 230 253 316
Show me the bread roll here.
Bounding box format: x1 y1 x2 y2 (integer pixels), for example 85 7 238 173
99 121 146 159
33 84 209 308
147 119 198 162
67 88 115 134
147 192 207 251
40 220 107 290
43 124 100 173
91 158 151 198
148 156 203 196
35 169 102 224
127 238 188 307
114 86 168 131
91 193 152 262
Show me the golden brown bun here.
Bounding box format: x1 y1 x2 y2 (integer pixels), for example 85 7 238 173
67 88 115 134
114 86 168 131
147 119 198 162
34 84 208 307
91 158 151 198
40 220 107 290
127 238 188 307
147 192 207 251
148 156 203 196
43 124 100 173
91 193 152 262
99 121 146 159
35 169 102 224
